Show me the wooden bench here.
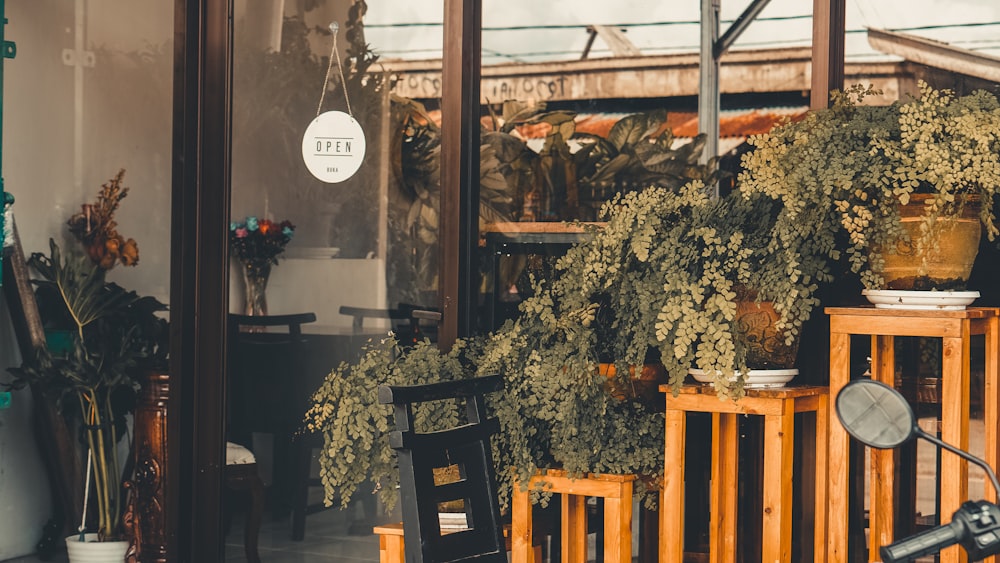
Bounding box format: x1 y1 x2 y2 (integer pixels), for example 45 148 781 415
373 522 541 563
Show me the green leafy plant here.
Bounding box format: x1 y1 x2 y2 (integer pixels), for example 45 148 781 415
534 183 827 398
304 337 483 512
306 177 829 515
740 81 1000 289
6 240 167 541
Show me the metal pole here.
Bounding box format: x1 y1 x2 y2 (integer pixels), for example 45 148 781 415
698 0 720 193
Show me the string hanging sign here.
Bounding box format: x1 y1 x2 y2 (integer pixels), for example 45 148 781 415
301 22 366 184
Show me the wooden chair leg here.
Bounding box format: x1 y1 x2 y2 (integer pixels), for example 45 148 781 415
291 438 312 541
226 464 264 563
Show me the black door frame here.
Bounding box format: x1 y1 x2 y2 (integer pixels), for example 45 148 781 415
169 0 231 559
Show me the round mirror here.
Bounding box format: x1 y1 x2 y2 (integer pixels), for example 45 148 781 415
835 379 917 449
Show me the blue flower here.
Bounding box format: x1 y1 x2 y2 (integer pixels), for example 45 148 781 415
229 221 240 231
246 216 259 231
282 226 294 238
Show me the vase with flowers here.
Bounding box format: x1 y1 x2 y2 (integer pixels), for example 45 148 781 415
229 215 295 316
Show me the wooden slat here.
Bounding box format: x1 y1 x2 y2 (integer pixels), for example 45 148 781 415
830 314 970 338
603 480 633 563
511 482 533 563
869 335 896 563
814 393 830 563
827 331 852 563
562 493 587 563
662 409 687 563
709 413 739 563
665 393 788 416
481 221 605 234
985 314 1000 563
824 306 997 320
762 406 795 563
530 474 632 499
941 329 972 563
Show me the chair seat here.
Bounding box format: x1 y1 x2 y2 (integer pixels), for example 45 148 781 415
226 441 256 466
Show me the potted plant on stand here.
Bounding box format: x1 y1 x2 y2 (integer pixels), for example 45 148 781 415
740 81 1000 304
5 171 167 562
304 176 831 520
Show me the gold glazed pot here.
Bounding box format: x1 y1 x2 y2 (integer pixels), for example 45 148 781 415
875 194 981 290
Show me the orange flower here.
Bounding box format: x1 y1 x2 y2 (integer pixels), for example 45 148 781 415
120 238 139 266
67 169 140 270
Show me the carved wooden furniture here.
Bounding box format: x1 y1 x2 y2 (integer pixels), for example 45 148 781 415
124 372 171 563
510 469 635 563
826 306 1000 563
660 384 829 563
378 374 507 563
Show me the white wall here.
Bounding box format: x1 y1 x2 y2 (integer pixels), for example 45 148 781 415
0 1 173 558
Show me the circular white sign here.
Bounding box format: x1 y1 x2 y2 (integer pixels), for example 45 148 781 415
301 111 366 183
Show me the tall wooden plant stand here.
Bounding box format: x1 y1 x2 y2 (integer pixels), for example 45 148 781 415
826 306 1000 563
659 384 829 563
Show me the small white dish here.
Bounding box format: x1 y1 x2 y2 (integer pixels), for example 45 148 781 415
862 289 979 310
688 368 798 389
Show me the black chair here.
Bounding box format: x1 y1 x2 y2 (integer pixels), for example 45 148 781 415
227 312 322 541
338 304 442 347
377 374 507 563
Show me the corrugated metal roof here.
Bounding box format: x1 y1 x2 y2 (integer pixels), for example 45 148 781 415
426 107 808 155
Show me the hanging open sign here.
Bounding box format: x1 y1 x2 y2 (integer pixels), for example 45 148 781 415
301 110 366 183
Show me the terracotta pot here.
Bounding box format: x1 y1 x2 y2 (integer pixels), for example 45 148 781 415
875 194 981 290
734 288 799 370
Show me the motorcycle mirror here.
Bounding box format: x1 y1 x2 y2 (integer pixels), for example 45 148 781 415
837 378 1000 498
835 379 917 449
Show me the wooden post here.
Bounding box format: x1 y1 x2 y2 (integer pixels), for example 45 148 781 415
439 0 481 347
811 0 846 109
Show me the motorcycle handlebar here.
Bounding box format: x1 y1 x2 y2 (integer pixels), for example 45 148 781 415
880 500 1000 562
880 521 960 563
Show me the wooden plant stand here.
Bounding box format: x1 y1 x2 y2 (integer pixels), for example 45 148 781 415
826 306 1000 563
510 469 635 563
373 522 541 563
660 384 829 563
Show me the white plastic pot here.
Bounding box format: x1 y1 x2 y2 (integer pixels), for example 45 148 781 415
65 534 129 563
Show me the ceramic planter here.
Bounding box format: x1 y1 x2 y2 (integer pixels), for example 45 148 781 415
734 288 799 370
875 193 981 291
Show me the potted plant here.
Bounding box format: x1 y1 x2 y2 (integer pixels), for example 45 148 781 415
523 181 827 398
5 172 167 559
739 81 1000 294
305 178 830 520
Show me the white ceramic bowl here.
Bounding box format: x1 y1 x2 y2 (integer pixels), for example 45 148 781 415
688 368 798 389
862 289 979 310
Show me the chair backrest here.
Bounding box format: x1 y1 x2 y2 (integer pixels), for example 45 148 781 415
227 313 317 442
338 305 442 347
378 374 506 563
